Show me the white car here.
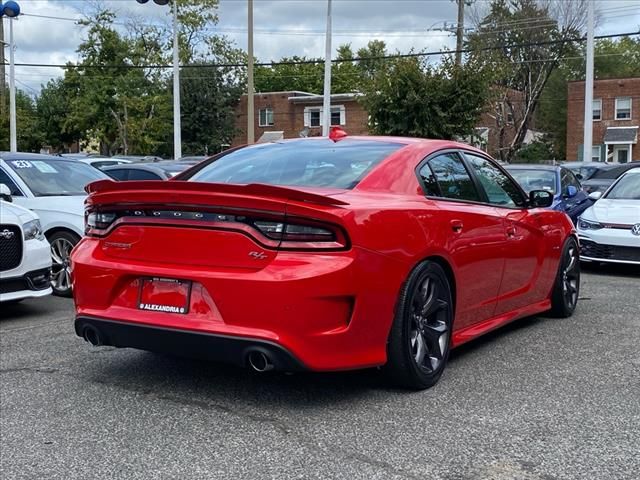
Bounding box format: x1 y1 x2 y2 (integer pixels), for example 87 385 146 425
77 157 132 170
0 186 52 302
0 153 110 296
577 167 640 265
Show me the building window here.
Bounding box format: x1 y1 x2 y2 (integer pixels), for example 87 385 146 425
592 99 601 121
331 108 341 126
591 145 601 162
310 109 321 127
615 97 631 120
258 108 274 127
304 105 346 128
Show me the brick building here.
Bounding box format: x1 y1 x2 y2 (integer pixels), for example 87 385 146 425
566 77 640 163
231 88 539 160
231 91 369 146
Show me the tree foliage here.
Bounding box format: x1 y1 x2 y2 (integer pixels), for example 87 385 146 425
0 88 42 152
467 0 586 161
254 41 389 94
30 2 244 157
361 57 490 139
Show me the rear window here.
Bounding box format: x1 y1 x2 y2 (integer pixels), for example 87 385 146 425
187 139 403 189
592 164 637 180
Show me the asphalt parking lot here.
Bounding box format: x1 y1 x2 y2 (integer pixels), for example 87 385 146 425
1 264 639 480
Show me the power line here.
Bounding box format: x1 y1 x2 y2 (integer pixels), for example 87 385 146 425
4 30 638 71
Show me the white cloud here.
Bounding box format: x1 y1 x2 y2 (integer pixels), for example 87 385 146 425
5 0 640 94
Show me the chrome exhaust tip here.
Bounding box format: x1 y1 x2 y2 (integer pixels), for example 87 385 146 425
247 350 274 372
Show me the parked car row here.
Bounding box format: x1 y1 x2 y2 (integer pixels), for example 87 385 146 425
2 146 637 310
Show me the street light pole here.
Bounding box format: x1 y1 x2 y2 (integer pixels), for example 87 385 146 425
582 0 594 163
322 0 332 137
9 16 16 152
171 0 181 159
247 0 255 144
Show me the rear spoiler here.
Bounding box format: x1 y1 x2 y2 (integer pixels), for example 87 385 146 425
85 180 349 207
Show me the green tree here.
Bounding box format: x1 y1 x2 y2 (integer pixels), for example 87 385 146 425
180 63 244 155
0 88 42 152
467 0 586 161
361 56 490 139
36 78 82 151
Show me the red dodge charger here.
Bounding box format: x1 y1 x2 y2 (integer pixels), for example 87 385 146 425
71 134 580 389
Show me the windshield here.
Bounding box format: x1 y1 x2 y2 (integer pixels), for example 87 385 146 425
7 158 108 196
187 140 403 189
592 164 636 180
604 172 640 199
507 169 557 194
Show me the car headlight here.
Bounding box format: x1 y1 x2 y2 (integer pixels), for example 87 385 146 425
577 217 603 230
23 219 45 241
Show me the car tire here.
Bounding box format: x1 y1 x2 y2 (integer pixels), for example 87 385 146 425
48 230 80 297
549 237 580 318
384 261 454 390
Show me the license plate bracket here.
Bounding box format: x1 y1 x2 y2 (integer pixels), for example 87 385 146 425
138 277 192 314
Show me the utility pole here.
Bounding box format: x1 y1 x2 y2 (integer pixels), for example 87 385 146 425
322 0 332 136
582 0 594 163
247 0 255 144
9 17 16 152
172 0 182 160
455 0 464 65
1 18 5 118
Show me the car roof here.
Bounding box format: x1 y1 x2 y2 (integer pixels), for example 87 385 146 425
562 161 609 168
0 152 74 162
103 163 164 172
505 164 559 172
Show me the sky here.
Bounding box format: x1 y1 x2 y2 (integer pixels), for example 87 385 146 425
4 0 640 95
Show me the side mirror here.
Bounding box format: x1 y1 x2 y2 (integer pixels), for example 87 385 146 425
0 183 13 203
588 191 602 201
575 173 583 180
565 185 578 198
529 189 554 208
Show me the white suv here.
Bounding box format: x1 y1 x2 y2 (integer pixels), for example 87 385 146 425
1 185 52 302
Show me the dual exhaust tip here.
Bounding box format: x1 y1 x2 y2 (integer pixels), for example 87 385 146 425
82 324 275 373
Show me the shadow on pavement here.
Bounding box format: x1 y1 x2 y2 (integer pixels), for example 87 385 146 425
79 313 549 403
581 261 639 278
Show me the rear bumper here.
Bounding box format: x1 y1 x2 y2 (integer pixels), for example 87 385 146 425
71 238 409 371
75 316 306 371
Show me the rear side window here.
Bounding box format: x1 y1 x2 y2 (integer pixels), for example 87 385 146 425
419 153 480 202
187 139 403 189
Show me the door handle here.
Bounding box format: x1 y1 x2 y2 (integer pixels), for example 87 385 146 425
450 220 463 233
506 226 516 237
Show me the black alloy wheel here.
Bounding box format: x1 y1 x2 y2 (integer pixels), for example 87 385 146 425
385 261 454 390
550 237 580 318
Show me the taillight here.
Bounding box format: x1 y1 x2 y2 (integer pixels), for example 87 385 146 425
253 221 336 242
85 208 348 250
86 212 117 231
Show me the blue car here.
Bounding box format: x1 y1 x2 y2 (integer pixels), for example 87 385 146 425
506 165 591 224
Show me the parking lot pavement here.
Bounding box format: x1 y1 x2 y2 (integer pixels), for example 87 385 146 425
1 264 639 480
